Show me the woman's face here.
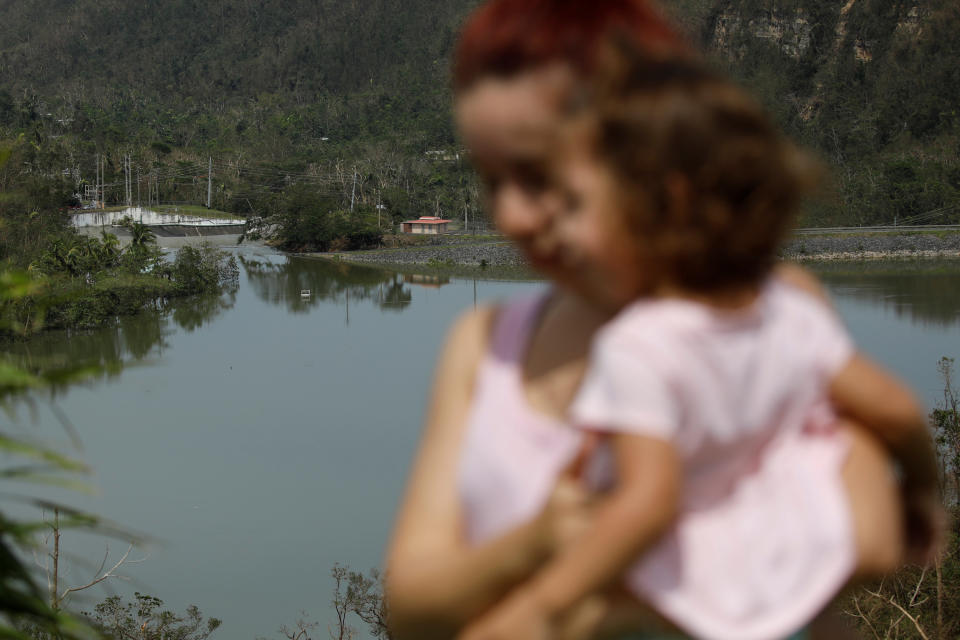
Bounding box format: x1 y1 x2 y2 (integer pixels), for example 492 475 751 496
456 67 572 283
456 69 645 309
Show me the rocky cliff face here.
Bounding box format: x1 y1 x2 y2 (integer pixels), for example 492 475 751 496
658 0 960 226
710 7 814 59
699 0 926 66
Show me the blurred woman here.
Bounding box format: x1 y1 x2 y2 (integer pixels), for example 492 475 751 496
386 2 905 638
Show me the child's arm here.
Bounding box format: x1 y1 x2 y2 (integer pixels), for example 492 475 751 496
830 354 942 560
459 432 681 640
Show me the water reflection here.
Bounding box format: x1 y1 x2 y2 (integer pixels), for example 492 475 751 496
812 260 960 327
172 289 238 332
240 256 413 313
404 273 451 289
2 291 237 394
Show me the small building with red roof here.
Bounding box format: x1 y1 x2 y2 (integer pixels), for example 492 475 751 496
400 216 451 235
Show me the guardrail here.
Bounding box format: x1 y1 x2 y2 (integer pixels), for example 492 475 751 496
795 224 960 234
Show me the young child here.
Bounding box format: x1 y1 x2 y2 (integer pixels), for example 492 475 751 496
460 46 941 640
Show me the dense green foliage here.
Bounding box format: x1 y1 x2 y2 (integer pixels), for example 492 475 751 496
0 273 101 640
0 0 957 233
694 0 960 226
268 184 383 251
0 135 239 338
0 137 78 268
0 0 484 240
1 230 238 338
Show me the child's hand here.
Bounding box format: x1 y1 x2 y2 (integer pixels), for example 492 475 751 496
537 436 600 554
538 474 596 554
457 589 553 640
903 486 946 565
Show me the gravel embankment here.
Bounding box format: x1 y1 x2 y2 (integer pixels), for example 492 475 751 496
326 232 960 268
330 241 527 267
781 232 960 261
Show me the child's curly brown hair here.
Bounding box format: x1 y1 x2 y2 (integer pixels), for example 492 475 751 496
584 41 818 294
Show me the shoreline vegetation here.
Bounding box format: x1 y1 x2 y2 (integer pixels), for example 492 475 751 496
0 232 240 342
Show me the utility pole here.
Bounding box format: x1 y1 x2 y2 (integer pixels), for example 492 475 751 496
207 157 213 209
464 201 468 234
137 166 141 207
94 154 99 209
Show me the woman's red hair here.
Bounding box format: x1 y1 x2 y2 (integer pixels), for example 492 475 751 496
454 0 689 90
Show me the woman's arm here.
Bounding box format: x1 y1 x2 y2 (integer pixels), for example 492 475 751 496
830 354 943 561
386 307 569 639
777 265 939 564
830 355 936 492
460 433 681 640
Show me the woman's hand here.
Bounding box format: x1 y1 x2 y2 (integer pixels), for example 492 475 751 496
902 485 946 565
457 589 554 640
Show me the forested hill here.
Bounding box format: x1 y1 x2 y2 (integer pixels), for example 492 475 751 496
0 0 467 99
0 0 958 234
0 0 477 147
687 0 960 227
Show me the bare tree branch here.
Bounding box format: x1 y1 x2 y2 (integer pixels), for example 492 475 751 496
864 588 930 640
58 543 148 606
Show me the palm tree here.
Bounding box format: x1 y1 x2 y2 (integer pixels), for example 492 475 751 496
64 245 85 276
127 222 156 249
99 231 121 265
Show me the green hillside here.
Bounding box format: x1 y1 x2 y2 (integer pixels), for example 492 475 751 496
0 0 957 238
695 0 960 226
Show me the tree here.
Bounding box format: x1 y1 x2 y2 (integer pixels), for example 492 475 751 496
932 357 959 510
328 565 391 640
329 565 356 640
343 568 390 639
270 566 391 640
33 508 144 612
125 221 157 250
0 270 101 640
277 615 318 640
86 592 221 640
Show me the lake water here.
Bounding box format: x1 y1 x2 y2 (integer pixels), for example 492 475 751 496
6 249 960 638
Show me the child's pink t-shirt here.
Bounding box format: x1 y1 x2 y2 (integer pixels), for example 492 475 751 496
571 279 857 640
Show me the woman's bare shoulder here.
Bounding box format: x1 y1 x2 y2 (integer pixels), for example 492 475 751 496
440 305 499 376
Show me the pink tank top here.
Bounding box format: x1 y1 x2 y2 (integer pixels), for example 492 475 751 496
458 293 856 640
458 293 586 545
